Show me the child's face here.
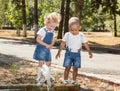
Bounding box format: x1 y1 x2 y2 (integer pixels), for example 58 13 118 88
70 24 80 35
47 20 57 31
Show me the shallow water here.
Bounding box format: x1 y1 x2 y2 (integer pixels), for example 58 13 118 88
0 85 94 91
0 88 94 91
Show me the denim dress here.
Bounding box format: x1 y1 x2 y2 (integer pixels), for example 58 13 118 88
33 28 54 62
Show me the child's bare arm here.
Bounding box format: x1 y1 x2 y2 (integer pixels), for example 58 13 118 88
83 42 93 58
56 41 66 59
36 35 49 48
36 35 56 50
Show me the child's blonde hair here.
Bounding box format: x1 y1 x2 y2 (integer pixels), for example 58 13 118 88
44 12 61 26
68 17 80 31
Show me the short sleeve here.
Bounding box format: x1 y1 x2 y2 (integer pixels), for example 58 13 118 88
37 28 45 36
81 33 88 43
37 27 46 40
62 32 69 42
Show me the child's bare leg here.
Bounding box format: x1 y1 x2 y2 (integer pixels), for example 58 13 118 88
46 61 51 66
72 67 78 81
64 66 71 80
39 61 44 66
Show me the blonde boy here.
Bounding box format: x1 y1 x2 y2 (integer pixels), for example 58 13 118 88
56 17 93 85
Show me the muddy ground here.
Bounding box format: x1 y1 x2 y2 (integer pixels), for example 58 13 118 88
0 53 120 91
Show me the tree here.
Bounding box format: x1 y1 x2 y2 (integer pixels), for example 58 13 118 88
34 0 38 39
112 1 117 36
64 0 71 34
57 0 65 39
22 0 27 37
71 0 84 21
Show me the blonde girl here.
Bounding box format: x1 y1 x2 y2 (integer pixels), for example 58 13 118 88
33 12 61 85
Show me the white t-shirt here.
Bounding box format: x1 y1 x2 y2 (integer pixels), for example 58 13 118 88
62 32 88 49
37 26 54 40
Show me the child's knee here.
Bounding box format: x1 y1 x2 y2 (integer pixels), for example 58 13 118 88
73 67 78 71
46 62 51 66
38 61 44 66
65 67 71 71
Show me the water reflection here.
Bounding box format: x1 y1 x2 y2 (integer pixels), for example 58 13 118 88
0 89 21 91
80 87 94 91
0 88 94 91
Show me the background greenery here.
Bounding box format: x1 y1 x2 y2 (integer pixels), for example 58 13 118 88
0 0 120 37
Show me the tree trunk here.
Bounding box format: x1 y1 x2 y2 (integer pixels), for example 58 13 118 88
113 13 117 37
78 0 84 22
64 0 71 34
16 29 20 36
57 0 65 39
22 0 27 37
113 0 117 37
34 0 38 39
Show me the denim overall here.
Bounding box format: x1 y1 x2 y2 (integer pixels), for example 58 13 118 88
33 28 54 61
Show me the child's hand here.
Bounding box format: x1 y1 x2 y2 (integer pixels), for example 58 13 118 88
89 52 93 58
55 53 60 59
46 44 53 50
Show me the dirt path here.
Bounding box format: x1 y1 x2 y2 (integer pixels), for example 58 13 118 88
0 53 120 91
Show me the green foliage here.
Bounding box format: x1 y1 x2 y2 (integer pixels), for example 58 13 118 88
0 0 9 28
26 1 34 29
1 0 120 35
37 0 61 27
80 0 94 31
6 2 22 29
78 0 120 33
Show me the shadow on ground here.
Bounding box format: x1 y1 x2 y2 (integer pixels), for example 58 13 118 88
0 53 24 69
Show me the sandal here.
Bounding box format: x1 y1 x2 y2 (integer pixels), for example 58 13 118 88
62 80 69 85
71 81 77 85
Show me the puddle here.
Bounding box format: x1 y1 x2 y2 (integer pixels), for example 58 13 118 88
0 88 95 91
0 84 80 91
0 88 94 91
1 84 117 91
0 89 21 91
